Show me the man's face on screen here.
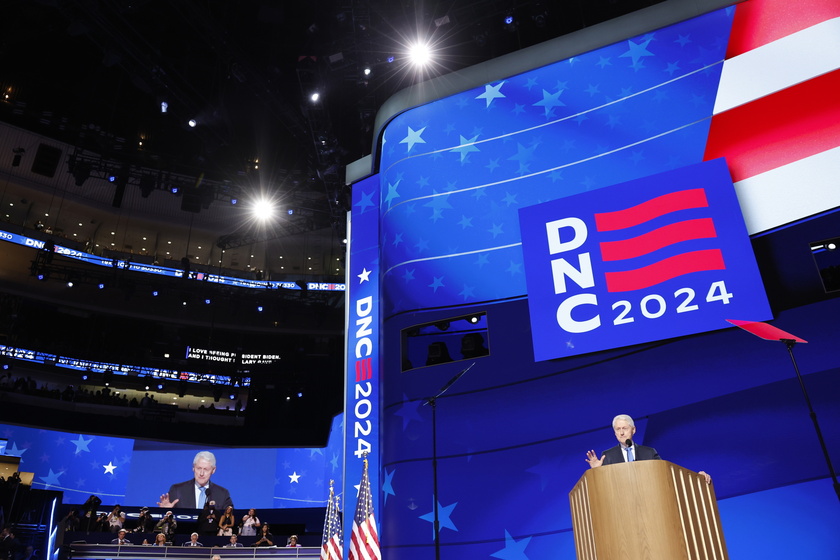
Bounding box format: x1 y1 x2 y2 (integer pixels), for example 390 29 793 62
193 458 216 486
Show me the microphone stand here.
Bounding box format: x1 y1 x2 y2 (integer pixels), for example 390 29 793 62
727 320 839 503
423 362 476 560
781 339 840 503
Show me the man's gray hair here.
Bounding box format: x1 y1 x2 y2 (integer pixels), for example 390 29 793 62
612 414 635 429
193 451 217 467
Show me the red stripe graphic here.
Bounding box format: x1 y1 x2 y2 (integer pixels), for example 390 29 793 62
594 189 709 232
355 358 372 382
727 0 840 58
599 218 718 261
705 68 840 183
604 249 725 292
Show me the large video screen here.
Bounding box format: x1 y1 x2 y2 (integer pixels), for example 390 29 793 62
0 418 344 510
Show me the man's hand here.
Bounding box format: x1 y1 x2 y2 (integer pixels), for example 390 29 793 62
585 450 605 469
156 493 179 508
698 470 712 485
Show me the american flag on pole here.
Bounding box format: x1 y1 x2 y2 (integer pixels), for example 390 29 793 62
320 481 342 560
348 456 381 560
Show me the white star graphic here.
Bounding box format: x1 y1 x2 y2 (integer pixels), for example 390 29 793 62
358 268 371 283
476 81 506 108
103 462 117 474
71 434 93 454
400 126 427 152
289 472 301 483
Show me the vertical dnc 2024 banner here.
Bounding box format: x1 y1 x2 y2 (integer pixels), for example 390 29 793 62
520 158 772 362
344 173 382 552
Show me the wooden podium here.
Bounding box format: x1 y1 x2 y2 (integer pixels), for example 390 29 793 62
569 461 728 560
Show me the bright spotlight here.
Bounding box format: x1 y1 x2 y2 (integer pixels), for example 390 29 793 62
188 119 197 127
310 92 320 102
408 41 432 66
251 196 276 221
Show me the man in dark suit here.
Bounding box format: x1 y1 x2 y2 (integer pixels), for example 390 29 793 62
585 414 711 483
111 529 131 545
182 533 203 547
156 451 233 509
223 535 243 547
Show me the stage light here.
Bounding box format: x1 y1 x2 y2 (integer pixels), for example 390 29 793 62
152 290 159 296
230 198 238 205
188 119 197 128
98 283 105 289
387 56 395 63
408 41 432 66
66 281 74 288
257 305 264 312
204 298 211 305
171 186 180 195
250 196 276 221
157 383 165 390
160 101 168 113
310 92 320 102
468 315 480 324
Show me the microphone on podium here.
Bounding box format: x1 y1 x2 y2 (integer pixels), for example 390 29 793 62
625 439 633 448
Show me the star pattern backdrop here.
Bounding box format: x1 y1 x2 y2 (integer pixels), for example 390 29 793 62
376 9 735 317
0 423 134 504
368 4 840 559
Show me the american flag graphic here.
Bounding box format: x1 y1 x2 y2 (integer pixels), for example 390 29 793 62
348 457 381 560
595 188 724 292
321 481 343 560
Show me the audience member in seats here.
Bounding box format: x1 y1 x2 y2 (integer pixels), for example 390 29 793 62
223 535 243 547
253 524 274 547
134 507 154 533
154 511 177 538
20 545 37 560
0 528 21 560
151 533 168 546
183 533 203 547
217 505 235 536
106 505 125 532
286 535 301 547
157 451 233 509
585 414 712 484
239 508 261 536
197 500 218 535
111 529 131 545
62 509 80 532
93 512 109 532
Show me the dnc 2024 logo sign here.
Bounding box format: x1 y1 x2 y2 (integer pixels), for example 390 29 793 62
519 159 772 361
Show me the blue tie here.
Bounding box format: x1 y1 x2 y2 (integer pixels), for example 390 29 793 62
198 486 206 508
626 446 634 462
